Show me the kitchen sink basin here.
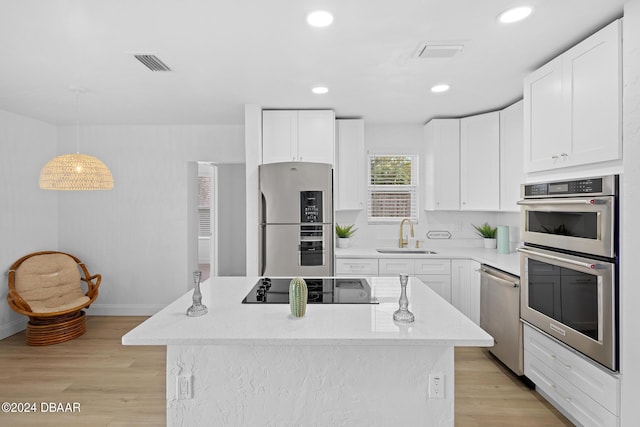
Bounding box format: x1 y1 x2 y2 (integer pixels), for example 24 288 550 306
376 248 438 254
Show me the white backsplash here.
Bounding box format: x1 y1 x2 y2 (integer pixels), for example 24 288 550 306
335 209 520 250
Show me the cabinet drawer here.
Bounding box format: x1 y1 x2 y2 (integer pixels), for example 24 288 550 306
378 258 415 276
524 324 619 415
525 350 618 427
335 258 378 275
414 259 450 275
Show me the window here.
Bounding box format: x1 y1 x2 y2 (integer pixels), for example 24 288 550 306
367 154 418 223
198 176 211 237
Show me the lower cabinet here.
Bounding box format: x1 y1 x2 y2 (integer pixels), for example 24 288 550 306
335 258 378 276
523 324 620 427
451 260 481 325
336 257 481 316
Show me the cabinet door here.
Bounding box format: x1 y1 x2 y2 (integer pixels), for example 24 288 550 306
523 57 566 172
499 100 524 212
460 112 500 211
262 110 297 163
562 19 621 167
424 119 460 210
451 260 480 324
336 119 365 210
297 110 335 164
335 258 378 276
379 258 415 276
416 274 451 303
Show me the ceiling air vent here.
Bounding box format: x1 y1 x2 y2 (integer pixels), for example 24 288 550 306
134 54 172 72
414 44 464 59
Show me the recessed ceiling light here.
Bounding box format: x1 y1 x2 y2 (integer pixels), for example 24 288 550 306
307 11 334 28
431 84 450 93
498 6 533 24
312 86 329 94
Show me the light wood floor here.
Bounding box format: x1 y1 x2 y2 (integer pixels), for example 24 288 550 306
0 316 572 426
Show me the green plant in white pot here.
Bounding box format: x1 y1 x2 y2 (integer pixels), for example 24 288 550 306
335 224 357 248
473 222 498 249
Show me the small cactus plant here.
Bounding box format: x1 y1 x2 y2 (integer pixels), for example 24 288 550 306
289 277 308 317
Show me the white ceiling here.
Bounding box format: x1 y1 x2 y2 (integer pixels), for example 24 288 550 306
0 0 625 126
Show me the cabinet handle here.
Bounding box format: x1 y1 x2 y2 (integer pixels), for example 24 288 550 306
560 153 568 159
552 155 559 160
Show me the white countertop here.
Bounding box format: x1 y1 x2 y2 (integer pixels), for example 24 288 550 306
122 276 493 347
336 246 521 276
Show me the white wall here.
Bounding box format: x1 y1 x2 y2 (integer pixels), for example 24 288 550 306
335 123 516 249
55 124 244 315
620 0 640 424
217 164 246 276
0 110 58 338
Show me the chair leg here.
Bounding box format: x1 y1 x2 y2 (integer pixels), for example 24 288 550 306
26 311 87 346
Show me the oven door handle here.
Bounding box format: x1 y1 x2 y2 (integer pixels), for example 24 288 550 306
516 198 606 206
516 247 602 270
478 268 519 287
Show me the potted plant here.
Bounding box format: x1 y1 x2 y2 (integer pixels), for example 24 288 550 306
335 223 357 248
473 222 498 249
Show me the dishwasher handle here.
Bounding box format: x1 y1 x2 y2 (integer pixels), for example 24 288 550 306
478 267 519 288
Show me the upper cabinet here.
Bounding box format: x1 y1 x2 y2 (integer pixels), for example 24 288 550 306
335 119 366 211
424 119 460 210
262 110 335 164
500 100 524 212
523 20 622 173
460 111 500 211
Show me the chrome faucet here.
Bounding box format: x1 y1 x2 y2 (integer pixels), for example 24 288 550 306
399 218 414 248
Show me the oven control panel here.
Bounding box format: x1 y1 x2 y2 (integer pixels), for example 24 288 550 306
522 176 616 198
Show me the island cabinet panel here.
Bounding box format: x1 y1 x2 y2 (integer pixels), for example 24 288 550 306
460 111 500 211
523 324 620 426
262 109 335 164
335 258 378 276
335 119 366 210
424 119 460 211
524 19 622 173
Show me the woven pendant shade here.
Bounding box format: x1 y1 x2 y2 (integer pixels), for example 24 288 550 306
39 153 114 190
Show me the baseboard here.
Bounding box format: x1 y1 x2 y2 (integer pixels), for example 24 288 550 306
87 304 166 316
0 318 27 340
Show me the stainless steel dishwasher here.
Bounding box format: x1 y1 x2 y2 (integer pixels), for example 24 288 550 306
479 265 523 376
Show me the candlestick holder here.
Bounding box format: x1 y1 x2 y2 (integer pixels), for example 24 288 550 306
393 274 415 323
187 270 208 317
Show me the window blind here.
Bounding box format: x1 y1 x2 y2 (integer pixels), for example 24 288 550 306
367 155 418 223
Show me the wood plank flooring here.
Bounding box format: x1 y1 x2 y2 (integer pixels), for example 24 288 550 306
0 316 572 426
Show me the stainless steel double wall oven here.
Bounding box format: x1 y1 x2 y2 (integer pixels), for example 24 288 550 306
517 175 618 371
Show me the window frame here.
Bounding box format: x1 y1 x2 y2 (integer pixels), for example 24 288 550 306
366 154 419 224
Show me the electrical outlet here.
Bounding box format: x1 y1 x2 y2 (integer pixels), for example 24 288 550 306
177 374 193 399
428 372 444 399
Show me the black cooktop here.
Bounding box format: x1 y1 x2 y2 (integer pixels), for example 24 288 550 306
242 277 378 304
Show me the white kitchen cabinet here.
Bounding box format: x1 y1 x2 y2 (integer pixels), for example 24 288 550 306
416 275 452 303
335 119 365 210
523 19 621 173
424 119 460 211
450 260 480 325
524 324 619 426
379 258 415 276
415 259 452 302
335 258 378 276
262 110 335 164
460 111 500 211
499 100 524 212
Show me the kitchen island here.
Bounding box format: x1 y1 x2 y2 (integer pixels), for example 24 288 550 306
122 276 493 426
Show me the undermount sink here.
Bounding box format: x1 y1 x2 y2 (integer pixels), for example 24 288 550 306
376 248 438 254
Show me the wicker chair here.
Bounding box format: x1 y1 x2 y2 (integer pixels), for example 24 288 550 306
7 251 101 346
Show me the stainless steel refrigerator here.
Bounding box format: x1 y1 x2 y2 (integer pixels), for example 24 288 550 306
259 162 333 277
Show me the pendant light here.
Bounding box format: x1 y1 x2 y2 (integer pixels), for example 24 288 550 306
39 89 114 190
